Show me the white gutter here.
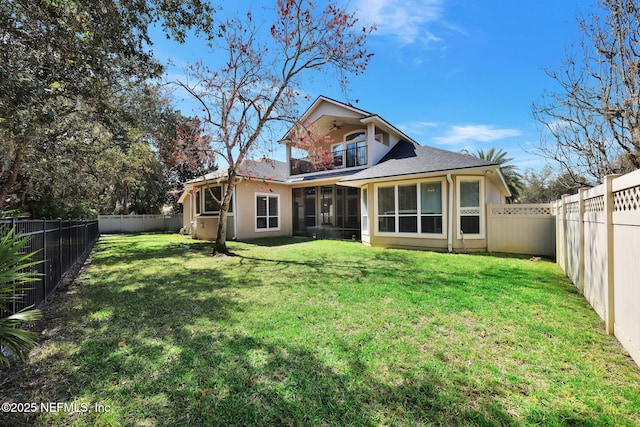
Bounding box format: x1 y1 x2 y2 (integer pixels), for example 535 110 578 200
447 173 454 253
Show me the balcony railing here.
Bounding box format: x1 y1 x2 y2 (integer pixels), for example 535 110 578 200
290 146 367 176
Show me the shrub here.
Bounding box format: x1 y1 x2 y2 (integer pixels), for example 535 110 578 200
0 229 42 366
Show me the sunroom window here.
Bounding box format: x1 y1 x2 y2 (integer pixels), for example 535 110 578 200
377 186 395 232
375 180 445 236
457 178 483 238
398 184 418 232
420 182 443 234
361 188 369 235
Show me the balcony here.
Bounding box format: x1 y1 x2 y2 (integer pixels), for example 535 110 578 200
290 146 367 176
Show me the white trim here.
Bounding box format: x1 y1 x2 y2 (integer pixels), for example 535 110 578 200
254 192 281 232
198 184 235 216
456 176 485 239
373 178 447 239
361 187 369 235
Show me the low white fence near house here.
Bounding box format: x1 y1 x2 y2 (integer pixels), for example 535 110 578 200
555 169 640 366
98 214 183 234
487 203 556 257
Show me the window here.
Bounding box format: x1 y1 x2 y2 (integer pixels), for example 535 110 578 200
375 180 445 236
331 130 375 169
398 184 417 232
201 185 233 215
362 188 369 234
421 182 442 234
457 177 484 238
256 193 279 231
377 186 396 232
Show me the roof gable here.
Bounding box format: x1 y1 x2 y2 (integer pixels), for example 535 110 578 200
188 158 289 184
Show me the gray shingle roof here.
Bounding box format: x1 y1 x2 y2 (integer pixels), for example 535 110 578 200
188 158 289 183
339 140 498 183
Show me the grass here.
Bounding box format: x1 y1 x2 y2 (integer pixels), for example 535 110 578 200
1 233 639 426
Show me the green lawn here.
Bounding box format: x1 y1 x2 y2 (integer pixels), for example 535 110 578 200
1 234 639 426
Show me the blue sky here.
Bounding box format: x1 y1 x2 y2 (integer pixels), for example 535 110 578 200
152 0 591 171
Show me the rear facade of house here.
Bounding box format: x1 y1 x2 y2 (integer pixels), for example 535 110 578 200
179 96 511 252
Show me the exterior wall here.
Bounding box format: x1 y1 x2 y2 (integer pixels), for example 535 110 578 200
368 138 390 166
233 180 292 240
182 193 193 229
190 180 291 241
193 215 235 241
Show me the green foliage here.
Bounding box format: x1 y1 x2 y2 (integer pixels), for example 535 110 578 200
520 166 587 203
0 229 42 367
0 1 217 217
464 147 524 201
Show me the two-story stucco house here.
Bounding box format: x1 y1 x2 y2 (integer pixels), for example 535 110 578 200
178 96 511 252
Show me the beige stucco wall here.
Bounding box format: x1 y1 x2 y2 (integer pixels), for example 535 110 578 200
233 179 292 240
186 180 292 241
181 193 193 229
193 215 234 241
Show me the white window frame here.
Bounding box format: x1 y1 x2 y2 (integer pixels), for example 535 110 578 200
199 184 234 216
361 187 369 235
373 178 447 238
456 176 485 239
255 193 280 232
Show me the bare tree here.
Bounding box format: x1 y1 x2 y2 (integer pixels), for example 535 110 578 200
532 0 640 185
177 0 374 255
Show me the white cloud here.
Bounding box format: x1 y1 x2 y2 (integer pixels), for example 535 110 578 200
353 0 446 45
397 120 439 136
434 125 522 144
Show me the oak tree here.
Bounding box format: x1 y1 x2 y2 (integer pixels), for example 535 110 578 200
0 0 216 213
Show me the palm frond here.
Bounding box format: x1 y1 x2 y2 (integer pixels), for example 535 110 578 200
0 228 43 366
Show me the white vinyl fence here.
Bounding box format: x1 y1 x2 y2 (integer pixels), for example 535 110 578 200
98 214 183 234
487 204 556 257
555 169 640 365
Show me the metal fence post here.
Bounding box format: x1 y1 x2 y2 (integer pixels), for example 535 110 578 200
42 219 47 304
10 218 16 315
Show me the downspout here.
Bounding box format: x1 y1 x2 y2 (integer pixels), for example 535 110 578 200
447 173 454 253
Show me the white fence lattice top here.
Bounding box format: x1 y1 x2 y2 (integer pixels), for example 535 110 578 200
585 195 605 213
490 205 553 216
613 186 640 212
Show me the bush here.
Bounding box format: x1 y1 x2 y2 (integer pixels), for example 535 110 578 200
0 229 42 366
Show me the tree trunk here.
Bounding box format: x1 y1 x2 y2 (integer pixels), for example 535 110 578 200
212 177 236 256
213 206 230 255
0 148 24 211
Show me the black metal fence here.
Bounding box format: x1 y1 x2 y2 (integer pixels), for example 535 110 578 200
0 219 99 317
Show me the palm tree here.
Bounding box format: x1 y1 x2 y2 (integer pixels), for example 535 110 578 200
464 148 524 202
0 229 42 366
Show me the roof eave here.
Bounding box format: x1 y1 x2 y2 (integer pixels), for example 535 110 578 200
338 165 503 188
279 95 372 143
359 115 418 145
